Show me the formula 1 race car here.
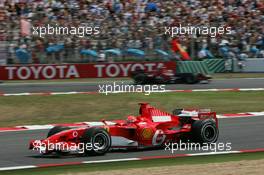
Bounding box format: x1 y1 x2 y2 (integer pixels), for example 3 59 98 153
29 103 219 156
131 68 212 84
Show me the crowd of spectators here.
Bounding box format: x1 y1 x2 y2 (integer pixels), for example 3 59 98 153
0 0 264 64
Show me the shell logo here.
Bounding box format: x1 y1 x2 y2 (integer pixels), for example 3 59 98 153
141 128 154 140
103 126 110 132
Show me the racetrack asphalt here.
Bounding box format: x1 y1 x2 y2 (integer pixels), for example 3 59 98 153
0 116 263 168
0 78 264 93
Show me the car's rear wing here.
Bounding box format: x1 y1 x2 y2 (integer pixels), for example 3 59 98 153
198 111 218 128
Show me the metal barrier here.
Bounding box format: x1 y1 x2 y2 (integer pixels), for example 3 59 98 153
240 58 264 73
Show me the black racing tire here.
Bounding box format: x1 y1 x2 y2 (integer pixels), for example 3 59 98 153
47 126 70 138
133 73 147 84
155 76 165 84
184 74 198 84
82 127 111 156
172 108 183 115
191 120 219 144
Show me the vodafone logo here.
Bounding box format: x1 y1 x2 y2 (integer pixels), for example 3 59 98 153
95 63 166 77
5 65 80 80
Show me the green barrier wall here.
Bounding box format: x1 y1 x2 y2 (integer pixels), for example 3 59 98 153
177 59 225 74
204 59 226 73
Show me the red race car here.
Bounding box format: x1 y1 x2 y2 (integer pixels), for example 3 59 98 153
131 67 212 84
29 103 219 156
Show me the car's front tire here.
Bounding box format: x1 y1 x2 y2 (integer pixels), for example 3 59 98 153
82 127 111 156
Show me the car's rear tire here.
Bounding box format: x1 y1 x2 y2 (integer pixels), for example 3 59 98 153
133 73 146 84
82 127 111 156
191 120 218 143
185 74 198 84
47 126 70 138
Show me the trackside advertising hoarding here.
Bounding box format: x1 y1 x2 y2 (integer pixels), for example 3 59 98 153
0 62 176 80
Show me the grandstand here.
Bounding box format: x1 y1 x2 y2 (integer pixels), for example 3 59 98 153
0 0 263 64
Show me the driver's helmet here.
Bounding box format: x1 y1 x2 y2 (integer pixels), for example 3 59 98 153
127 115 137 123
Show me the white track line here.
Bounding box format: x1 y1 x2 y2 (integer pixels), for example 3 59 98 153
1 149 263 171
0 165 37 171
1 88 264 97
